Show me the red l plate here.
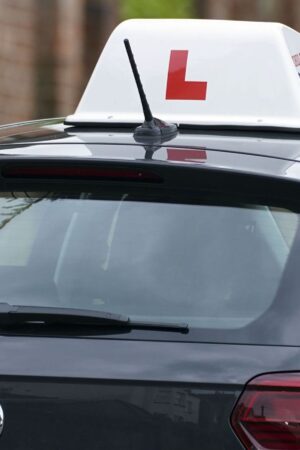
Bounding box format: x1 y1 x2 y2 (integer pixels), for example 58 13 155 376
166 50 207 101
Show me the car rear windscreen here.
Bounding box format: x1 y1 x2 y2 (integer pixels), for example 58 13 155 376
0 190 298 345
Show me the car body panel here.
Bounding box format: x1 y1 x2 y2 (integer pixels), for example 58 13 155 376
0 337 299 449
0 336 297 384
1 119 300 164
1 120 300 184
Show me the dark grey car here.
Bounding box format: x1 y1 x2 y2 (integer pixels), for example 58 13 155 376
0 119 298 449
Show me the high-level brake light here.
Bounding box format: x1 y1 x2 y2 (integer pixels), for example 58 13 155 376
231 372 300 449
2 166 162 182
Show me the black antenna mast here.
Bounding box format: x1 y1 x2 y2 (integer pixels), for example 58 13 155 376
124 39 177 142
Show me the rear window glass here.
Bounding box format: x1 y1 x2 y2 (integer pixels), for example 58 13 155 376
0 191 298 344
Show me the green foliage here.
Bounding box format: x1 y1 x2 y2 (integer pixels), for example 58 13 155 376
120 0 193 19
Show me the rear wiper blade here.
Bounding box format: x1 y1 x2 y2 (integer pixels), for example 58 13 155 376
0 303 188 333
0 303 128 326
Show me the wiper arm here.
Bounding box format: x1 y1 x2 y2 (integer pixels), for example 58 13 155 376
127 319 188 333
0 303 188 333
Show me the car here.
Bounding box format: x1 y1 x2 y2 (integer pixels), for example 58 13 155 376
0 18 300 450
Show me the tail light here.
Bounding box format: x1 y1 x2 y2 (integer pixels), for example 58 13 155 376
231 372 300 449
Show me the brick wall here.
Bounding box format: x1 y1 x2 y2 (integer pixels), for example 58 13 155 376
54 0 85 118
0 0 36 124
0 0 119 125
54 0 119 117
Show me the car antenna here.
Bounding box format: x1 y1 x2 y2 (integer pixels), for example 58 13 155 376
124 39 177 143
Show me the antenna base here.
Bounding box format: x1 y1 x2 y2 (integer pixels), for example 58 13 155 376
134 117 177 143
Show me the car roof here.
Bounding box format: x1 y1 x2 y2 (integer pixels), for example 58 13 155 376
1 119 300 183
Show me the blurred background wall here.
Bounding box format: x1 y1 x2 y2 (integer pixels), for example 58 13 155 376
1 0 300 124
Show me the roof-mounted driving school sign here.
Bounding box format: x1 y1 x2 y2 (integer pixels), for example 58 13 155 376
66 19 300 130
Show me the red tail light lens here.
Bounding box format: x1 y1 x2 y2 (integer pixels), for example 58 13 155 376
231 373 300 449
2 166 162 182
